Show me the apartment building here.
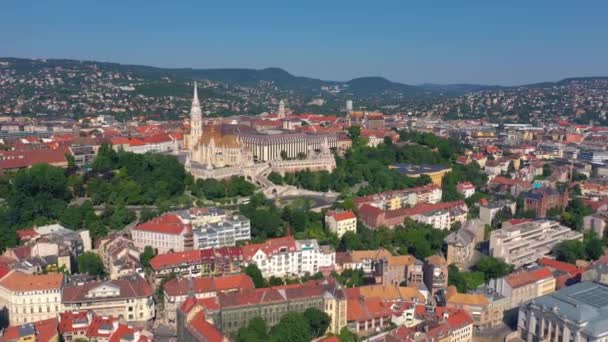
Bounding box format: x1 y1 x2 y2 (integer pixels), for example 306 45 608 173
61 274 155 323
325 210 357 238
353 184 442 211
97 234 141 280
489 219 583 267
0 271 64 325
489 267 555 309
423 256 449 297
518 281 608 342
359 200 467 229
192 214 250 249
445 286 509 329
242 236 335 278
479 200 516 225
185 280 347 335
445 219 485 269
131 213 193 254
163 274 254 325
58 311 154 342
148 247 243 282
522 187 569 217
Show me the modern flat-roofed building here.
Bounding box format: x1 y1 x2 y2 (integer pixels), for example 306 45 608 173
192 214 250 249
489 219 583 267
389 163 452 186
518 281 608 342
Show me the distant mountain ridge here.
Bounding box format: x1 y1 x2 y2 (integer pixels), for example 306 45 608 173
2 57 605 96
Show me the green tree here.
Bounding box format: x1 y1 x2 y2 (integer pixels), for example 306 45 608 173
268 276 285 286
92 143 118 173
268 172 284 185
107 205 136 230
140 246 156 268
244 264 266 288
77 252 106 277
65 152 77 174
339 327 358 342
236 317 268 342
475 256 513 282
303 308 330 338
270 312 311 342
348 126 361 146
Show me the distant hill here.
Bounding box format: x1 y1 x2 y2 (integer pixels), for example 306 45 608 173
0 57 495 97
3 57 605 98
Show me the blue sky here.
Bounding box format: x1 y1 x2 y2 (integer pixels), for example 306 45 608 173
2 0 607 85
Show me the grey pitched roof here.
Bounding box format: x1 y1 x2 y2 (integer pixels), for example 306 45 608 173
524 281 608 337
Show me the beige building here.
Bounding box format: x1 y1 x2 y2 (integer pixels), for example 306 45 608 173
489 267 555 309
0 271 64 325
325 210 357 238
377 255 417 286
489 219 583 267
98 234 142 280
446 286 509 329
61 275 155 323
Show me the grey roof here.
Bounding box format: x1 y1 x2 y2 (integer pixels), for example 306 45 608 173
445 229 474 246
523 281 608 337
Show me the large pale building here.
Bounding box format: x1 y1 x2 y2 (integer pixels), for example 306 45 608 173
518 281 608 342
61 274 155 323
241 236 335 278
0 271 64 325
489 219 583 267
183 83 337 179
131 213 193 254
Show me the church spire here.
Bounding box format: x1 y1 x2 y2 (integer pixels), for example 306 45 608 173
192 81 200 106
190 81 203 145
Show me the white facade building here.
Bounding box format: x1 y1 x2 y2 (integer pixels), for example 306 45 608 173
242 236 335 278
193 214 251 249
0 271 64 325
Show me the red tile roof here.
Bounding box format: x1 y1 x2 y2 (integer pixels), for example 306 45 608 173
58 311 91 334
325 210 356 221
347 297 393 322
133 213 190 235
163 274 254 297
0 318 58 342
149 248 215 271
241 236 297 259
505 267 553 288
447 309 474 330
385 200 466 219
0 271 63 292
16 228 38 242
0 146 70 170
108 324 151 342
62 275 153 303
85 315 117 338
538 257 581 275
187 310 227 342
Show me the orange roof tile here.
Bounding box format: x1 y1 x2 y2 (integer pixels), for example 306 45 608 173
505 267 553 288
0 271 63 292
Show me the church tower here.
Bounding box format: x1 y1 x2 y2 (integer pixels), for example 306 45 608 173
190 82 203 146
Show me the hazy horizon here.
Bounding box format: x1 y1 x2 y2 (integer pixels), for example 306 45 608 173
2 0 607 85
